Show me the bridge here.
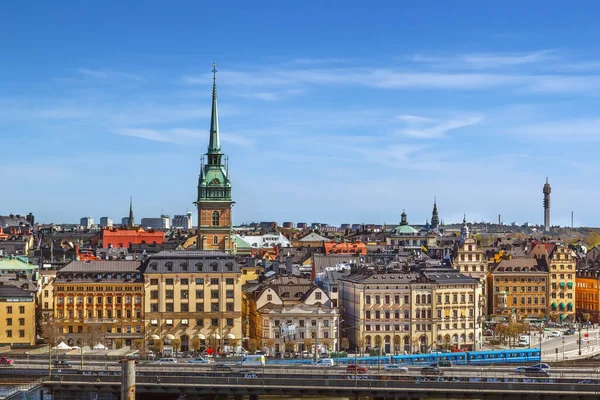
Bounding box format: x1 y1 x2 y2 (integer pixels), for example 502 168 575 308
3 366 600 400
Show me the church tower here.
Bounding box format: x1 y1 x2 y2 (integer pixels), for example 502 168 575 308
195 64 233 250
430 198 440 230
543 177 551 232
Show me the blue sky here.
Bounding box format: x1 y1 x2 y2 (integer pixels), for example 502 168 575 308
2 1 600 227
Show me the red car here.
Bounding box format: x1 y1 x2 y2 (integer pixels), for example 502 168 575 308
346 364 368 374
0 357 14 366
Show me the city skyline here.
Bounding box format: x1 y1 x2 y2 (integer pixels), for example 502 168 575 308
2 1 600 226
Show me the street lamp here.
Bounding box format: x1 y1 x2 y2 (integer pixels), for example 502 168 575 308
578 326 582 356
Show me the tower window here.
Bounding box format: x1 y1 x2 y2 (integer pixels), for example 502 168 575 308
213 235 218 245
212 211 219 226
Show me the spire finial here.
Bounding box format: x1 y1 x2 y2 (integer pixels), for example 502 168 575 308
212 63 217 82
208 63 221 153
546 177 548 184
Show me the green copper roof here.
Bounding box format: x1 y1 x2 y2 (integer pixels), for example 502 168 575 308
0 258 36 271
231 234 252 249
391 224 419 235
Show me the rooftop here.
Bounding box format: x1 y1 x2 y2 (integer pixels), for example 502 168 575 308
58 260 142 273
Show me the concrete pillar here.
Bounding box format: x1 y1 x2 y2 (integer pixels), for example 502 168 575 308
120 358 136 400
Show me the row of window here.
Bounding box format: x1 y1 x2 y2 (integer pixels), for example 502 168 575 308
57 296 141 305
273 319 329 327
459 253 482 261
4 306 26 314
149 318 234 327
148 302 234 313
4 330 26 338
57 286 141 292
150 289 235 300
5 318 26 326
495 277 547 283
63 325 142 334
365 322 476 332
365 293 475 306
149 278 234 286
495 286 546 293
57 309 142 319
148 261 235 272
510 297 546 305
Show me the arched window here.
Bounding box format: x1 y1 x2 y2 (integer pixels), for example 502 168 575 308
213 235 218 245
212 211 220 227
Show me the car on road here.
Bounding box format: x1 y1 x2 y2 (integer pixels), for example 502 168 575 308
154 358 177 364
430 361 452 368
564 329 575 335
312 358 335 367
346 364 368 374
212 364 233 372
550 331 562 337
514 366 527 374
524 366 550 377
52 360 72 368
384 364 408 372
0 357 14 366
530 363 550 370
420 366 443 376
187 357 210 364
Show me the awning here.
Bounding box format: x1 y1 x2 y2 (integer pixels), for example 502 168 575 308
567 282 573 288
149 334 160 340
224 333 236 339
560 314 566 319
194 333 206 340
165 334 175 340
567 302 573 307
551 302 557 307
211 334 221 340
559 282 565 287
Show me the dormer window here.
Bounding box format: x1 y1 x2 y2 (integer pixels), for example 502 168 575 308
150 262 158 271
195 262 203 272
181 262 188 271
211 262 218 272
96 274 102 280
166 262 173 272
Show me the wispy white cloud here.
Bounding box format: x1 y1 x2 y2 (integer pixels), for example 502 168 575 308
508 118 600 141
394 114 483 139
75 68 144 81
410 49 558 69
114 127 253 147
233 88 305 101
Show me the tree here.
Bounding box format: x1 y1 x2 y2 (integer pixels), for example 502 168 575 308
393 335 401 355
191 338 202 352
341 338 350 352
248 339 258 353
356 337 365 356
441 336 453 352
585 232 600 249
40 315 62 347
152 339 163 353
264 338 276 355
171 339 181 352
115 339 124 349
321 338 333 352
303 338 313 354
284 342 295 353
84 323 104 348
133 339 144 350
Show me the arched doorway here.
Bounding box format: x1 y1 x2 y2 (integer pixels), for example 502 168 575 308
180 334 189 352
419 335 428 353
403 335 410 353
67 338 74 347
384 335 391 354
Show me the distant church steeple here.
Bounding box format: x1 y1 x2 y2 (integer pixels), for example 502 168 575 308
460 213 469 243
430 197 440 230
543 177 551 232
127 197 135 228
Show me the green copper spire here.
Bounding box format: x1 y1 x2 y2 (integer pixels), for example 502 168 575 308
208 63 221 154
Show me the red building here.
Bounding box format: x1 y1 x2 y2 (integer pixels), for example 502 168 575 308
98 227 164 249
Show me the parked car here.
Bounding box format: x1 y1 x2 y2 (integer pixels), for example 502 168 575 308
530 363 550 370
384 364 408 372
212 364 233 372
525 366 550 377
154 358 177 364
550 331 562 338
420 366 443 376
0 357 14 366
430 361 452 368
52 360 72 368
187 357 210 364
514 366 527 374
346 364 369 374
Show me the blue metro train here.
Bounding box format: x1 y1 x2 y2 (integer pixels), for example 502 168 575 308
271 348 541 366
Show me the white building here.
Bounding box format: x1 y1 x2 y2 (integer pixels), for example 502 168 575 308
172 212 193 230
80 217 94 229
237 232 292 249
99 217 113 228
140 215 170 230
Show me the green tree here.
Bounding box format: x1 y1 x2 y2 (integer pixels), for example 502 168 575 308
191 338 202 352
248 339 258 353
341 337 350 352
171 338 181 352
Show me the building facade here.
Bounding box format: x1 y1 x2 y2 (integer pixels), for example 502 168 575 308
453 236 488 315
576 267 600 323
173 213 193 230
144 250 242 354
0 286 36 346
195 66 233 251
99 217 113 228
547 244 576 321
80 217 94 229
489 258 549 320
53 260 145 348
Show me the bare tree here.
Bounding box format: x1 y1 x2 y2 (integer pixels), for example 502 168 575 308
40 315 62 347
84 323 104 348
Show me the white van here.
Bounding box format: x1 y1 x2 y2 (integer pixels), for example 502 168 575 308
241 355 266 366
155 358 177 364
550 331 561 338
313 358 335 367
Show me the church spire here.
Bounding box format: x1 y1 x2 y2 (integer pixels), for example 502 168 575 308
431 197 440 229
208 63 221 154
127 196 134 228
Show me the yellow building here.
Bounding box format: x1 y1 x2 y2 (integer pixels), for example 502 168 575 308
53 260 145 348
489 258 549 320
0 286 36 346
453 236 488 315
144 250 243 354
38 270 56 320
547 244 576 321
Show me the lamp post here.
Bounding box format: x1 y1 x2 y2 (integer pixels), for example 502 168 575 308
578 326 582 356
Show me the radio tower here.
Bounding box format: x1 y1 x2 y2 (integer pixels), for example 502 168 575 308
543 178 551 232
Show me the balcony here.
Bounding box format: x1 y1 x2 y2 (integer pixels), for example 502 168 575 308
84 318 117 324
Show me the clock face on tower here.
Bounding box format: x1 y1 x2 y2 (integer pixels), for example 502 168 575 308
210 178 221 185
